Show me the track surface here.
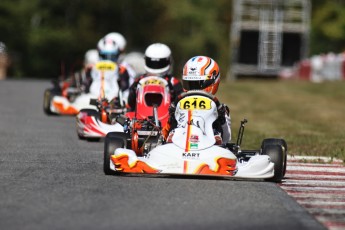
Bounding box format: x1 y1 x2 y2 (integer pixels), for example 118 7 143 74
0 80 325 230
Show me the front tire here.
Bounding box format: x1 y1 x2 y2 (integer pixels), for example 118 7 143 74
261 139 285 182
261 138 287 176
104 132 128 175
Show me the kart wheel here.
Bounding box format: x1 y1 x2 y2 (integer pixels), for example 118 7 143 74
77 133 86 140
261 138 287 176
43 88 59 115
261 140 285 182
104 132 128 175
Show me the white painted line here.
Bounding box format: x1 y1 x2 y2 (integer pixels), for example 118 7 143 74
282 179 345 186
297 200 345 206
282 186 345 191
286 192 345 198
287 166 345 173
288 155 343 163
287 163 345 167
284 174 345 180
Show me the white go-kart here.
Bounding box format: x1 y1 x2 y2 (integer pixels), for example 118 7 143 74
103 91 287 182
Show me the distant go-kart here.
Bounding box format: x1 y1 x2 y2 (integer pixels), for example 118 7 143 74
75 97 126 141
103 91 287 182
76 76 171 141
43 61 121 116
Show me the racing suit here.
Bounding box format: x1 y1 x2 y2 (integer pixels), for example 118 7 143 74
127 74 183 111
83 62 133 96
162 92 231 145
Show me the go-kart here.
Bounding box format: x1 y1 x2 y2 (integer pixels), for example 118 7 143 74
103 91 287 182
125 76 171 126
76 96 126 141
43 61 120 116
43 76 83 115
76 76 171 141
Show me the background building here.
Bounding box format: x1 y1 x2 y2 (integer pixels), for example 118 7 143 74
229 0 311 79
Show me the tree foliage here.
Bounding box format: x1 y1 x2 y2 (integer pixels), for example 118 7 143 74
311 0 345 54
0 0 343 78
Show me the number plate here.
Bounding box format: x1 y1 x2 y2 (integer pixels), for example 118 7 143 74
143 78 164 86
179 96 212 110
95 61 116 71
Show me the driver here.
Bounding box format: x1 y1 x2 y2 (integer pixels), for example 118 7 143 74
83 33 133 99
162 56 231 145
126 43 183 111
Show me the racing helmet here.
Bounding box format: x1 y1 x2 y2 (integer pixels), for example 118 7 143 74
84 49 99 68
144 43 171 76
104 32 127 52
182 56 220 95
97 37 120 62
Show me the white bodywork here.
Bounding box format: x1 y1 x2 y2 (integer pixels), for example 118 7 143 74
76 112 124 138
109 93 274 179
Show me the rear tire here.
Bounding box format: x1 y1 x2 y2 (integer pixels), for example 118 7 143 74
104 132 128 175
261 139 285 182
43 88 59 115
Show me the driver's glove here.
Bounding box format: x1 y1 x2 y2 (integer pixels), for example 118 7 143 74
217 104 229 125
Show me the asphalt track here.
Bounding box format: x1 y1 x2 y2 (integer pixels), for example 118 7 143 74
0 80 326 230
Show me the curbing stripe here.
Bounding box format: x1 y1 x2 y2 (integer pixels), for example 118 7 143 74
280 156 345 230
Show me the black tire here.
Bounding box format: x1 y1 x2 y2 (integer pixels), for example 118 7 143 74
79 109 101 142
79 108 99 117
43 88 59 115
261 138 288 176
261 140 285 182
77 133 86 140
104 132 128 175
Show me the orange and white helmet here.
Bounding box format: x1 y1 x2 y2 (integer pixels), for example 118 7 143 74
182 56 220 95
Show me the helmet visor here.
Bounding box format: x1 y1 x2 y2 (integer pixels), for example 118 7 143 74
182 75 214 91
145 57 170 70
99 51 119 62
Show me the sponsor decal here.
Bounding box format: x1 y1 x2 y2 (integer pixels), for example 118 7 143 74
183 75 204 80
182 152 200 159
189 135 199 143
96 61 116 71
190 143 198 149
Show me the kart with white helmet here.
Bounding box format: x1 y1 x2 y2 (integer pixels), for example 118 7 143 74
76 75 171 141
103 91 287 182
44 60 121 116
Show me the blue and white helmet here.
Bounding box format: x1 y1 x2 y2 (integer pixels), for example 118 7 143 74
104 32 127 52
97 37 120 62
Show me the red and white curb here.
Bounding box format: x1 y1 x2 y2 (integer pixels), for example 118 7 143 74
280 155 345 230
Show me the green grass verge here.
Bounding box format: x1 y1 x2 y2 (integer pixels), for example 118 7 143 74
217 79 345 162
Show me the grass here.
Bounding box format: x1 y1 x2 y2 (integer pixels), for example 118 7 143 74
217 79 345 162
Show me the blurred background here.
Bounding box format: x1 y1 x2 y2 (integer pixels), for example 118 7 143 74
1 0 345 80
